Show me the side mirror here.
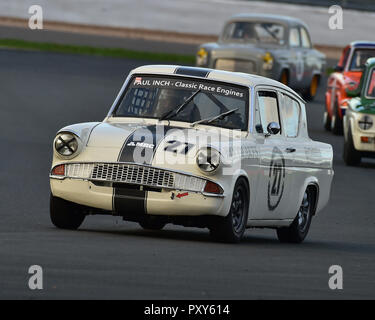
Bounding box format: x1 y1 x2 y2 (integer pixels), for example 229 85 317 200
334 65 344 72
267 122 281 135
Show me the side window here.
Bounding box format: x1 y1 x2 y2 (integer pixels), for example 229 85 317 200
300 28 311 49
120 87 157 116
256 91 281 134
289 28 300 47
282 94 300 137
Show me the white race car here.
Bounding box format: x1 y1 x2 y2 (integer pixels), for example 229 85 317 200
50 65 333 243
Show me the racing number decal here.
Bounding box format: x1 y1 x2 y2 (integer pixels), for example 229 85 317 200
267 147 286 211
164 140 194 154
271 163 283 196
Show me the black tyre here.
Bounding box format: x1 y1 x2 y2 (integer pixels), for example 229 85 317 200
343 125 361 166
323 111 331 131
139 217 166 230
209 178 249 243
302 75 319 101
50 194 86 230
276 188 314 243
331 99 343 135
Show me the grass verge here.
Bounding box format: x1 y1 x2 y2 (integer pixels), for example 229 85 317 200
0 38 196 64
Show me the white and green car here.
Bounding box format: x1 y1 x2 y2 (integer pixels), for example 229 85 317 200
343 58 375 165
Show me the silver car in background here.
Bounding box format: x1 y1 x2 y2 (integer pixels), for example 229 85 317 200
196 14 326 101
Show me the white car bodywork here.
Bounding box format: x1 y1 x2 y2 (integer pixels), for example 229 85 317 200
344 111 375 153
50 65 333 229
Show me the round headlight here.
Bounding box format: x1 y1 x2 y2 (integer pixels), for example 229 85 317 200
55 133 79 157
196 147 220 173
262 52 274 70
358 115 373 130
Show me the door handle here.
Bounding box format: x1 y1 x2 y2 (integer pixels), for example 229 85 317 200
285 147 296 153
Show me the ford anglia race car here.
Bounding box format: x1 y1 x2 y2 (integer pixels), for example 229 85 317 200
343 58 375 166
50 65 333 243
196 14 326 101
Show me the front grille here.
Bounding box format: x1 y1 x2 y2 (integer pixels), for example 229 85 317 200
215 58 256 74
62 162 206 192
91 163 174 188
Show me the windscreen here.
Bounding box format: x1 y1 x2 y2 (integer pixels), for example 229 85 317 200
222 21 285 45
114 75 249 130
367 69 375 98
349 48 375 71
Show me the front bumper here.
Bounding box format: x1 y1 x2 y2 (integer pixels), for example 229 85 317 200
208 56 276 79
50 162 227 217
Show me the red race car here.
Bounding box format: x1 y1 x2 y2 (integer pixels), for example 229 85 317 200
324 41 375 134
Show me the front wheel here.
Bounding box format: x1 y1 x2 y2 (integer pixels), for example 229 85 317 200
276 188 314 243
323 111 331 131
343 125 361 166
50 194 86 230
209 178 249 243
331 99 343 135
303 75 319 101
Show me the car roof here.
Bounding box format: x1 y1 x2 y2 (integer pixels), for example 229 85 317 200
351 41 375 48
130 65 303 101
225 13 306 28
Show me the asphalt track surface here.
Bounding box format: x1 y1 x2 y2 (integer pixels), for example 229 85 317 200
0 48 374 299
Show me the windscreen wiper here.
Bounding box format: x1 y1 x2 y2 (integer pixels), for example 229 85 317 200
159 89 201 121
191 108 239 127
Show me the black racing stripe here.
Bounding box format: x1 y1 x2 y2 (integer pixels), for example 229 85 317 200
114 125 179 217
175 66 211 78
118 125 164 164
115 186 147 216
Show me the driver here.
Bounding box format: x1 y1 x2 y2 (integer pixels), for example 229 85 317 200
354 51 374 69
242 23 258 41
154 89 201 122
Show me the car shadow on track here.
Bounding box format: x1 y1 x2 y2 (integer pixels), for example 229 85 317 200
358 161 375 169
76 226 279 245
68 227 375 255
